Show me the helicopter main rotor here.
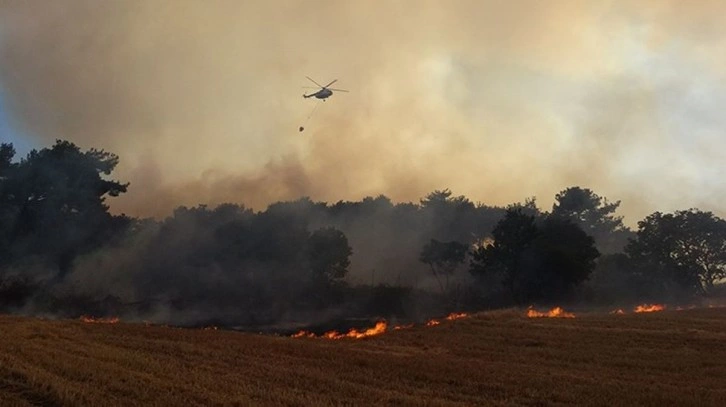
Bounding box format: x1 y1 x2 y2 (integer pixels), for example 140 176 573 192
304 76 347 92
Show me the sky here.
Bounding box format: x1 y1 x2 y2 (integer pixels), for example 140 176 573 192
0 0 724 225
0 90 35 156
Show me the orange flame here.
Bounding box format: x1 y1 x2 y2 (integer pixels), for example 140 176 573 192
292 321 388 340
291 312 471 339
634 304 665 313
526 307 575 318
291 330 316 338
80 316 120 324
610 309 625 315
445 312 468 320
341 321 387 339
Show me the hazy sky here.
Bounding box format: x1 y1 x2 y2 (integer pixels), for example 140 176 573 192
1 1 724 224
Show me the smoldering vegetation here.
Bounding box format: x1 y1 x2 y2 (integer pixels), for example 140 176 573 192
1 140 725 331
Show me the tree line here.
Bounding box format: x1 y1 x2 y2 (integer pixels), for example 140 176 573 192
1 140 724 326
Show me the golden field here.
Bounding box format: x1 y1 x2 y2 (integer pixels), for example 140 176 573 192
1 308 725 406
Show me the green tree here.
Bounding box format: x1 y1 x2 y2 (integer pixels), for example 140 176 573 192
420 189 477 242
507 197 541 218
530 217 600 300
2 139 129 278
306 227 352 286
551 187 632 254
0 143 14 177
470 207 599 303
469 207 538 301
0 143 18 268
419 239 468 294
586 253 644 305
625 209 726 296
420 189 473 210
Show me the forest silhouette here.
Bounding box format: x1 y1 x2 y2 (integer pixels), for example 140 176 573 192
1 140 724 329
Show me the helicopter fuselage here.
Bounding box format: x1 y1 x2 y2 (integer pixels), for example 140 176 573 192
304 88 333 99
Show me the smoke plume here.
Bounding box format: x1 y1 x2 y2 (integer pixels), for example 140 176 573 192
1 1 725 223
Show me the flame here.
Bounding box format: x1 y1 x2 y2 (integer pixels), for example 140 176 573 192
323 330 341 339
343 321 387 339
526 307 575 318
445 312 468 320
80 316 120 324
610 309 625 315
202 326 218 331
291 321 388 340
426 312 469 326
291 330 316 338
291 312 471 339
634 304 665 313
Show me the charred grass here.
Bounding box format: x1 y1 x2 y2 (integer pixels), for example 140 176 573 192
1 308 725 406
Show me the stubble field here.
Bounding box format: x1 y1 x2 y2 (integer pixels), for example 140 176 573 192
1 308 725 406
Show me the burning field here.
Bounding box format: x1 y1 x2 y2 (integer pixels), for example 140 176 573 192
1 308 726 406
289 312 470 339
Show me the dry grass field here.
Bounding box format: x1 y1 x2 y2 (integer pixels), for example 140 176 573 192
1 308 725 406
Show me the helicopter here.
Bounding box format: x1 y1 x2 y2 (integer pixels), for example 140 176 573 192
302 76 348 101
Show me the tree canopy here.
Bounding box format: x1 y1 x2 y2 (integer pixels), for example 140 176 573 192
470 207 600 304
419 239 468 294
307 227 352 286
625 209 726 297
0 140 129 277
0 139 724 326
550 187 632 254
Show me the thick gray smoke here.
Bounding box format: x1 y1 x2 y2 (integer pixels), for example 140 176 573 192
1 0 725 224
